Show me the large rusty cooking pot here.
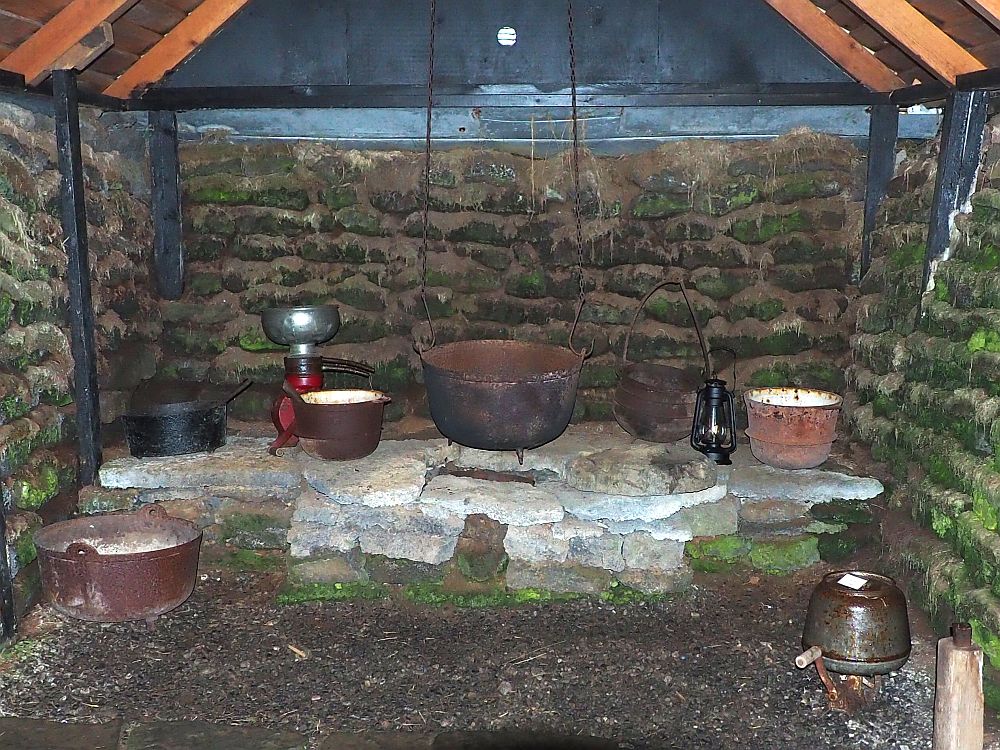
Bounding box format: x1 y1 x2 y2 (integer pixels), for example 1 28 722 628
421 340 583 460
802 570 911 676
614 276 708 443
34 504 202 624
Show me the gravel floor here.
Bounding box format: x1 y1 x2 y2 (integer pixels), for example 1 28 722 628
0 562 977 750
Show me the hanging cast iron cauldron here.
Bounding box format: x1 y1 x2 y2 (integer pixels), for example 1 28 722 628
801 570 911 676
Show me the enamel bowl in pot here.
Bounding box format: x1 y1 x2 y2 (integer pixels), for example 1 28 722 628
802 570 911 676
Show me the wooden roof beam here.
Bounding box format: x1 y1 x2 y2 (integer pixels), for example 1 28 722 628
840 0 986 84
763 0 904 90
103 0 251 97
962 0 1000 31
0 0 139 85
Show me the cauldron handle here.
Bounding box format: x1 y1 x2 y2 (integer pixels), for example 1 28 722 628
623 275 712 377
567 298 594 360
413 292 437 356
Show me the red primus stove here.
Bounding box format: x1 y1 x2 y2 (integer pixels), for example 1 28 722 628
260 305 373 441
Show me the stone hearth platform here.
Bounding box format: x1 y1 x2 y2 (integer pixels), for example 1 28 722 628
86 428 885 595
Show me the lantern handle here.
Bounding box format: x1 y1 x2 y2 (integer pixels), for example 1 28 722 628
707 346 738 384
622 273 712 377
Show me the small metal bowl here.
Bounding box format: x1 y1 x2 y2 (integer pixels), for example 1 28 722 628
260 305 340 352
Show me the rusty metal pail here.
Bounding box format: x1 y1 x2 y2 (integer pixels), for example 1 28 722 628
744 386 842 469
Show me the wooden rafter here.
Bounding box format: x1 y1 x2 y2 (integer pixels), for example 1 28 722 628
0 0 139 85
963 0 1000 31
841 0 986 83
103 0 251 97
763 0 904 90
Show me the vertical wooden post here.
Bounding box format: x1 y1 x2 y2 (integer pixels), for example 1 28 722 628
920 90 989 308
0 505 14 640
149 110 184 299
52 69 102 486
860 104 899 278
933 623 984 750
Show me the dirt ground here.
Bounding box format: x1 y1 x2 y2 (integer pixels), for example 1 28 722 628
0 555 982 750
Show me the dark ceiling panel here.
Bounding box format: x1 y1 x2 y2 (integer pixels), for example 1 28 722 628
165 0 348 87
160 0 850 91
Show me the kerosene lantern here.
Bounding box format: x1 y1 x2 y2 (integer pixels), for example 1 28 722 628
690 377 737 464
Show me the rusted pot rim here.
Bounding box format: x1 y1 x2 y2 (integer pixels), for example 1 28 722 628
421 340 583 384
34 512 201 561
300 389 390 405
745 430 836 448
744 387 843 410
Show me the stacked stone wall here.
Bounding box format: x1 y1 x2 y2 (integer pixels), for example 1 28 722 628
166 130 861 423
847 117 1000 707
0 97 156 592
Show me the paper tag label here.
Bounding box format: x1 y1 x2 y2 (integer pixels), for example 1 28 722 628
837 573 868 590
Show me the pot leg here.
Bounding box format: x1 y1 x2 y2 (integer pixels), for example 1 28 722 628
516 448 525 466
144 616 157 632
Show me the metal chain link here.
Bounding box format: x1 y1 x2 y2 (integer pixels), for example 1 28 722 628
567 0 586 307
416 0 437 351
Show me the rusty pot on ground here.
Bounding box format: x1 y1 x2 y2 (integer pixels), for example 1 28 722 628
421 340 583 460
744 386 842 469
802 570 911 676
34 504 202 624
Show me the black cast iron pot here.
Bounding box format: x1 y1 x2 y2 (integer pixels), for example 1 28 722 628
123 380 252 458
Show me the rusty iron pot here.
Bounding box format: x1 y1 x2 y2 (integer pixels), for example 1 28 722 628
285 384 390 460
613 277 710 443
802 570 911 676
614 364 700 442
421 340 582 457
34 504 202 624
744 387 843 469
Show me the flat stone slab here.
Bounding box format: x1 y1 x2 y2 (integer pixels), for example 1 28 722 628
0 718 121 750
565 442 715 496
600 495 739 541
99 438 301 492
553 480 729 523
420 474 565 526
301 439 450 507
454 427 626 475
126 720 306 750
726 463 883 506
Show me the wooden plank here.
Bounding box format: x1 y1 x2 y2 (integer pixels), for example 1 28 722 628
841 0 986 83
1 0 141 85
963 0 1000 30
149 110 184 299
0 14 40 48
49 22 113 74
51 70 102 486
1 0 73 24
88 45 138 76
763 0 905 90
932 627 984 750
104 0 252 97
119 0 185 34
111 17 161 55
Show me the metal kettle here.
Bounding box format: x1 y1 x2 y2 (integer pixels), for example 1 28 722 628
802 570 911 675
795 571 911 710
